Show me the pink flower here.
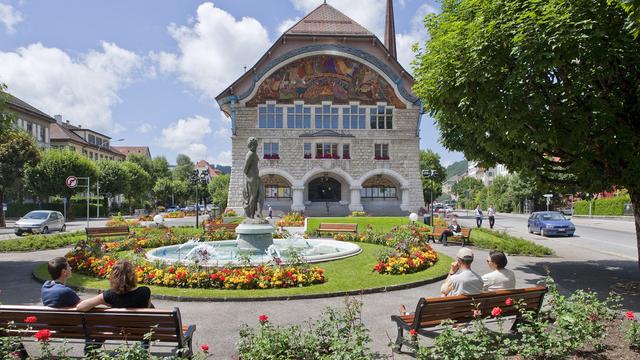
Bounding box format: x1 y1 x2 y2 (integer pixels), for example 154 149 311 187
472 309 482 318
259 314 269 324
491 307 502 317
34 329 51 342
200 344 209 352
627 311 635 320
24 316 37 323
409 329 417 336
505 298 513 306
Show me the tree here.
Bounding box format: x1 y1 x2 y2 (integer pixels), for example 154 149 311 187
208 174 230 211
451 177 484 209
151 156 171 181
96 160 128 210
0 130 41 226
126 154 153 176
414 0 640 267
1 84 15 131
152 177 174 207
173 154 194 181
172 179 191 206
121 161 151 212
611 0 640 37
419 150 447 203
25 149 98 200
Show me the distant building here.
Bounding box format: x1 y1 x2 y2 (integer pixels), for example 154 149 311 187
4 93 55 149
442 174 461 198
467 161 510 186
112 146 152 159
49 116 126 161
196 160 223 180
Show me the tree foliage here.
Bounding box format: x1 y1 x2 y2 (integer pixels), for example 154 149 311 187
173 154 194 181
25 149 97 199
419 150 447 202
0 84 15 132
151 156 171 181
413 0 640 264
121 161 151 209
96 160 128 197
208 174 230 210
451 177 484 209
152 177 174 207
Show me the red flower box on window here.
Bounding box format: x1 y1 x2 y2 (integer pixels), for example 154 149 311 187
304 154 312 159
343 155 351 160
374 155 390 160
331 154 340 159
263 154 280 160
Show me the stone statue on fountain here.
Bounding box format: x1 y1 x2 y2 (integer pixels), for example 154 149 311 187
242 136 268 225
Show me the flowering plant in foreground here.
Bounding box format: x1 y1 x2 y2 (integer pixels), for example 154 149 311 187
624 310 640 350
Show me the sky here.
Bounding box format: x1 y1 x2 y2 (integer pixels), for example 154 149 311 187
0 0 464 167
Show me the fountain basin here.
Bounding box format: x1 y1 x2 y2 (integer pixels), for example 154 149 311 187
146 238 362 267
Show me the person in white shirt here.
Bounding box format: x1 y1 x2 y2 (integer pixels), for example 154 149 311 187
487 205 496 229
482 250 516 291
441 248 484 296
474 205 483 228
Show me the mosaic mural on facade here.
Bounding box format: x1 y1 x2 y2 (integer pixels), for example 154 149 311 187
247 55 406 108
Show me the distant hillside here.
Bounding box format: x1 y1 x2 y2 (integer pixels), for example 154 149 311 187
446 160 468 179
214 165 231 174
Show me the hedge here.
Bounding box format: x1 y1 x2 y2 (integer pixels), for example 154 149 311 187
469 228 554 256
6 201 108 219
573 195 630 216
0 231 85 252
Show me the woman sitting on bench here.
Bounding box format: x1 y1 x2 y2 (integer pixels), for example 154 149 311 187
439 219 461 246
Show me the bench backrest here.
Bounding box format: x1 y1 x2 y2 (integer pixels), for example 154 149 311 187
431 227 448 236
207 223 239 231
460 228 471 237
86 226 130 237
0 305 185 345
411 286 547 329
318 223 358 231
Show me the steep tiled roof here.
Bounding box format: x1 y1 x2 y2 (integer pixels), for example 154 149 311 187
50 122 87 144
3 93 55 122
111 146 151 158
286 4 373 37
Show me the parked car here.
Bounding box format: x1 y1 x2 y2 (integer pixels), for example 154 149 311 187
183 205 196 212
527 211 575 237
165 207 179 213
559 208 573 216
15 210 66 236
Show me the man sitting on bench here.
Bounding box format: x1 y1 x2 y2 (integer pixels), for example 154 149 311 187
41 257 81 308
440 248 483 296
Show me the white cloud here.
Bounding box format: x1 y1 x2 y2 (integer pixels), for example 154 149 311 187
159 115 212 161
152 2 271 99
209 150 231 166
277 17 300 35
0 42 141 132
214 126 230 137
0 3 23 34
395 3 438 72
291 0 386 39
136 123 153 134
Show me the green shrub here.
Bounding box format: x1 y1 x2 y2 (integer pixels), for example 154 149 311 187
0 231 84 252
6 200 108 219
469 228 553 256
573 195 630 216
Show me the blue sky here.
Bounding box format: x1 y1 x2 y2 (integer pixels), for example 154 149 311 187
0 0 463 167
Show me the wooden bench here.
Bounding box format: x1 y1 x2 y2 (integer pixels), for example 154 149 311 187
85 226 130 240
316 223 358 235
206 223 239 232
0 305 196 357
429 227 472 246
391 286 547 353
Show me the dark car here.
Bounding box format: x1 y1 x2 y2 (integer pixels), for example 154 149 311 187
527 211 575 237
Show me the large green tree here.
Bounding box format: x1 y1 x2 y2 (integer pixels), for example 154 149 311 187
451 176 484 209
414 0 640 266
25 149 98 200
173 154 194 181
208 174 230 211
419 150 447 204
0 131 41 227
151 156 171 181
96 160 128 210
152 177 174 207
121 161 151 212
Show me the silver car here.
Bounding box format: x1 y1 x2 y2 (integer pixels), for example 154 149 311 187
15 210 66 236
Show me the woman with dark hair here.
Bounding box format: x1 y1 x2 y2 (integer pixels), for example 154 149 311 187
76 260 151 311
481 251 516 291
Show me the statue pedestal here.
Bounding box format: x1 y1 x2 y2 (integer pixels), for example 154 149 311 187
235 223 275 252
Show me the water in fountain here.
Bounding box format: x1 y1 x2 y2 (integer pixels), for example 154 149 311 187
185 243 219 265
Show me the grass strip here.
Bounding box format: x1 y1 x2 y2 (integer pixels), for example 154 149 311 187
0 231 85 252
469 228 554 256
34 242 451 299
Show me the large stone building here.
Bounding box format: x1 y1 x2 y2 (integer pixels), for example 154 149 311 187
4 93 55 149
50 116 126 161
216 1 425 216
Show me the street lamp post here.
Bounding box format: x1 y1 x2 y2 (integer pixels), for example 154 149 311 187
190 169 209 228
95 138 124 219
422 169 438 226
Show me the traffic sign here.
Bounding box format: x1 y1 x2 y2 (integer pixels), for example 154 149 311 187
66 176 78 189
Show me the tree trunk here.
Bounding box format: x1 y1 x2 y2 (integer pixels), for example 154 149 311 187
631 189 640 271
0 189 5 228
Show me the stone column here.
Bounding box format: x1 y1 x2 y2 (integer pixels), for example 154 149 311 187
349 186 363 212
291 185 305 212
400 187 411 211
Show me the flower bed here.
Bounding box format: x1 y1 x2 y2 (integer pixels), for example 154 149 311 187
164 211 187 218
105 214 141 227
275 212 305 227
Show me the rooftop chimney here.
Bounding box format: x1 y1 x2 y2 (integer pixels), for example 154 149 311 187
384 0 397 59
54 114 62 124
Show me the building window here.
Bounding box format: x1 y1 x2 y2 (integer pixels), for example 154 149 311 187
343 105 366 129
303 143 312 159
315 105 339 129
316 143 339 159
26 122 33 133
374 144 389 160
88 134 96 144
263 142 279 159
287 104 311 129
266 186 291 199
258 104 283 128
360 186 397 199
342 144 350 159
370 105 393 129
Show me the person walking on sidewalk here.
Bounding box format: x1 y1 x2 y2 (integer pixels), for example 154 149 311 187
474 205 483 228
488 205 496 229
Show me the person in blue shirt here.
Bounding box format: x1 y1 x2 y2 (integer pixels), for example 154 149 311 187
41 257 80 308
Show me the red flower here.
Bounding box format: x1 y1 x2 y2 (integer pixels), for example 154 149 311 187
200 344 209 352
34 329 51 342
491 307 502 317
627 311 635 320
24 316 37 323
258 314 269 324
409 329 417 336
505 298 513 306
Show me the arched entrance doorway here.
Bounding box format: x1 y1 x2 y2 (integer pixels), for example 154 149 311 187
261 174 293 214
360 175 403 215
308 176 341 202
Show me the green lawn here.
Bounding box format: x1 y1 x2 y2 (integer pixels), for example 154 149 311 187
469 228 554 256
306 217 413 233
33 242 451 299
0 231 85 252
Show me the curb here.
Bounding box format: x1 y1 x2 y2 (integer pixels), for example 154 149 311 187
32 266 448 303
